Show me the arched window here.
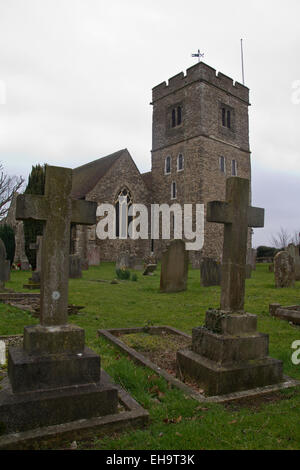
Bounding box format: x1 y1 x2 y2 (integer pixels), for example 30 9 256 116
231 160 237 176
177 153 184 171
171 106 183 128
222 107 226 127
221 105 233 130
227 110 231 129
171 181 177 200
177 106 182 125
219 156 225 173
165 156 171 174
115 188 133 238
171 109 176 128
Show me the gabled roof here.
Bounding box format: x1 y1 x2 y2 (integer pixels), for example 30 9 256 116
71 149 126 199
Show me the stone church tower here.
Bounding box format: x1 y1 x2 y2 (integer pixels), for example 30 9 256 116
151 61 251 265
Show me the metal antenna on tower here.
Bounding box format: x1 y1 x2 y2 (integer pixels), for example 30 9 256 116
191 49 204 63
240 39 245 85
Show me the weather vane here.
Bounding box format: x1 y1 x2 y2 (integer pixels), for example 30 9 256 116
191 49 204 63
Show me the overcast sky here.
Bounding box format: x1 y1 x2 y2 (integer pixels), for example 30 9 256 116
0 0 299 247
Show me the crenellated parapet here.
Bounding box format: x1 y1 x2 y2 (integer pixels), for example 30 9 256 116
152 62 249 103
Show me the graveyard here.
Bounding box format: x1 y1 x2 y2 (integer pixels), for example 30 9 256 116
1 260 300 450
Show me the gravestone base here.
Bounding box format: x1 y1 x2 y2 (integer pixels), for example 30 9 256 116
177 309 284 397
1 324 120 435
8 345 100 394
23 283 40 290
0 376 118 434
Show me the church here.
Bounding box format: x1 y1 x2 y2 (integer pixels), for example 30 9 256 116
70 60 251 267
8 60 251 269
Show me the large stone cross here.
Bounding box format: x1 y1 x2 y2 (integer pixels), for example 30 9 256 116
207 177 264 312
16 165 97 326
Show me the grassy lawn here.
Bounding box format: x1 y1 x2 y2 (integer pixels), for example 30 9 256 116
1 263 300 450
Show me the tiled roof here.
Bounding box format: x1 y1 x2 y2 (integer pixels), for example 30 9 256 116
71 149 126 199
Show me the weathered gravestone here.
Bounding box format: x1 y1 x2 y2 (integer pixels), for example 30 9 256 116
69 254 82 279
143 264 157 276
0 239 10 291
274 251 295 288
29 235 43 284
177 177 283 396
0 165 118 434
116 252 130 270
0 340 5 365
245 248 253 279
270 303 300 325
200 258 221 287
287 244 300 281
116 252 144 271
160 240 189 293
251 249 257 270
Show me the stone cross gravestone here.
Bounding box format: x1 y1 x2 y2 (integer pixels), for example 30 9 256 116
0 165 118 434
0 239 10 290
160 240 189 293
287 244 300 281
177 177 283 396
274 251 295 288
206 177 264 311
200 258 221 287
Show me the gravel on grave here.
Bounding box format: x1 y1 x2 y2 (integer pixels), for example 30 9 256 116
120 331 208 393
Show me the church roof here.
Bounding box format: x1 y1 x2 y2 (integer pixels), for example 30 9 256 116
71 149 126 199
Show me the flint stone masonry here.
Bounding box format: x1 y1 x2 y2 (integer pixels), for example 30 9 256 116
160 240 188 293
274 251 295 288
200 258 221 287
0 165 119 435
177 177 284 397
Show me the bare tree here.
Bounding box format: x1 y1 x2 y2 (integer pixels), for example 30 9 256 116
270 227 294 250
290 231 300 246
0 163 24 220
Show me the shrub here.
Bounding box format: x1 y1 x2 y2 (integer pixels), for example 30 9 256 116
23 164 46 269
116 268 131 280
131 273 138 282
0 224 15 265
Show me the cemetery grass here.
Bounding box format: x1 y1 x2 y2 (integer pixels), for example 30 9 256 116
0 264 300 450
